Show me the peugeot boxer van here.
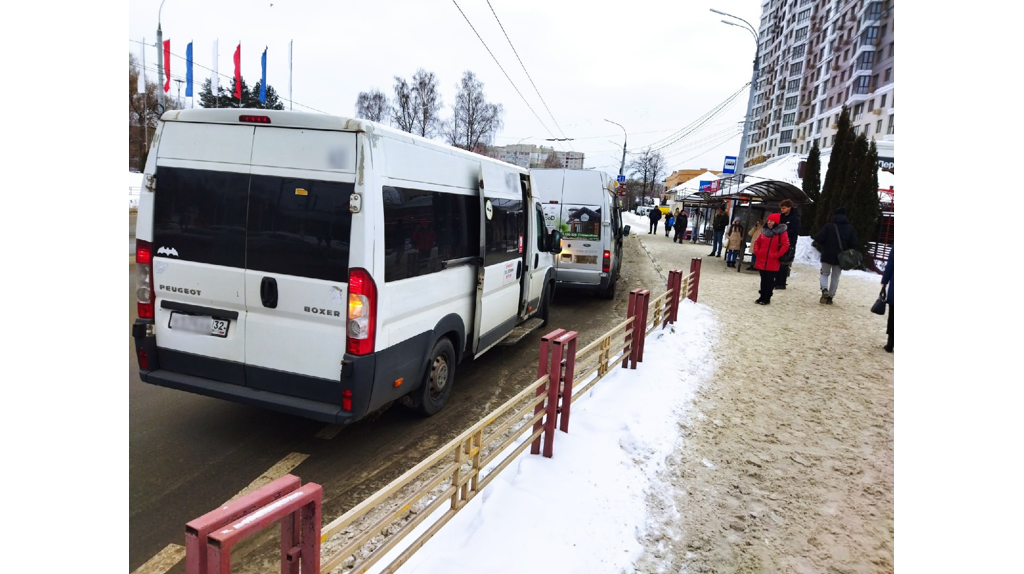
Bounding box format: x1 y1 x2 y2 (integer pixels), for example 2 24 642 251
132 109 562 424
531 169 627 299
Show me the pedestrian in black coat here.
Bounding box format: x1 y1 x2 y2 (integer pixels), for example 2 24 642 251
648 207 663 234
814 207 859 304
673 210 688 243
881 247 893 352
775 199 801 289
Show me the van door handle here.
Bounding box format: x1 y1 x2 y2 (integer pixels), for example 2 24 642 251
260 277 278 308
516 261 522 280
534 254 539 269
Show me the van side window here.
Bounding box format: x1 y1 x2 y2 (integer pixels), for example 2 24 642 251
484 199 524 266
382 186 480 282
536 205 546 251
246 175 354 283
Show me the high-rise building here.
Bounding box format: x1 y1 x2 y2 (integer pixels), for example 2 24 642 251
748 0 893 166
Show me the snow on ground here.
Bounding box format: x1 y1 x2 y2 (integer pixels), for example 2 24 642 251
368 300 718 574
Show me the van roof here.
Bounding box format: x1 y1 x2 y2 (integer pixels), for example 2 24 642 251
159 109 528 174
530 169 611 205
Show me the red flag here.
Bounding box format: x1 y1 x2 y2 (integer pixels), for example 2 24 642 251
163 40 171 93
233 43 242 100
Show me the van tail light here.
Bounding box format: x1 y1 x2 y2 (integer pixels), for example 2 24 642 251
346 268 377 356
136 240 155 319
137 349 149 370
603 250 611 273
342 389 353 412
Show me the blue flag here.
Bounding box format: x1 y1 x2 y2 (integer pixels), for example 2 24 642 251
260 48 267 104
185 42 193 97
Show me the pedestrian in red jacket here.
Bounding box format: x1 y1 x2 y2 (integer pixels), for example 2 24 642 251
753 213 790 305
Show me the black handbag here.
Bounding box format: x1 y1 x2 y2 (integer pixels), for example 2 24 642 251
871 286 887 315
834 224 863 270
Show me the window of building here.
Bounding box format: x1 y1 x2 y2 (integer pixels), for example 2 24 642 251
788 78 801 92
884 67 892 82
817 118 824 133
778 146 791 155
791 61 803 75
844 48 850 62
782 113 795 127
889 42 894 58
831 76 837 88
780 129 793 141
828 96 834 108
857 50 875 71
887 114 894 134
867 99 874 112
796 26 808 41
876 119 883 133
852 76 870 95
785 96 798 110
793 44 806 58
798 8 810 22
864 1 882 21
860 25 879 47
880 94 887 107
813 138 819 148
853 125 859 135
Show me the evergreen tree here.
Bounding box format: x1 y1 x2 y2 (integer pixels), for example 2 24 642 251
801 143 822 235
847 136 880 260
198 77 285 109
815 106 854 233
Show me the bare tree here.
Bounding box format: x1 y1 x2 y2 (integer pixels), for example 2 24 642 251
129 52 182 171
355 89 391 123
411 69 443 138
391 77 417 133
543 151 562 168
443 71 504 151
627 147 666 205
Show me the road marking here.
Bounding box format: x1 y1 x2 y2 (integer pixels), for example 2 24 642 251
230 452 310 501
134 452 310 573
315 424 345 440
130 544 185 574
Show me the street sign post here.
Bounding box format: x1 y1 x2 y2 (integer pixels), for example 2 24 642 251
723 156 737 175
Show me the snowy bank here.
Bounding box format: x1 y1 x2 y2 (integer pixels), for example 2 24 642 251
363 300 718 574
793 236 879 280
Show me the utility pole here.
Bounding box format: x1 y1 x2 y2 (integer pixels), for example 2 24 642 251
711 8 759 192
175 79 184 108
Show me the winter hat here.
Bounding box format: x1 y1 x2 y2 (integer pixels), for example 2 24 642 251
834 207 847 216
767 213 781 224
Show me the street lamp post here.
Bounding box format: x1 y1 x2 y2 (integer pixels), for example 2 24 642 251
174 79 184 108
156 0 168 115
711 8 759 192
604 119 627 177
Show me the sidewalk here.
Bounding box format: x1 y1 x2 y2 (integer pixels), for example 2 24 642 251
625 212 894 573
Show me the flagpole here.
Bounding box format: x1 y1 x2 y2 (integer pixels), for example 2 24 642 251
141 37 148 153
289 40 293 111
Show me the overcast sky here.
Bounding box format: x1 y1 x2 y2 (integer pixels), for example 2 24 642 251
128 0 763 180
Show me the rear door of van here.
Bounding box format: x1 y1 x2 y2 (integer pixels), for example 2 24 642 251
242 127 358 403
554 171 604 285
151 122 254 384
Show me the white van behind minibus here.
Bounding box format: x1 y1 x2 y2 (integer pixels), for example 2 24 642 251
531 169 628 299
131 109 562 424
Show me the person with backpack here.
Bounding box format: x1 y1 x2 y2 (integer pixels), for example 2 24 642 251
648 205 663 234
673 209 689 243
753 213 789 305
813 207 859 305
665 210 675 237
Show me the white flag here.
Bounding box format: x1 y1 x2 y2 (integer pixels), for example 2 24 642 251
211 39 219 95
138 38 147 94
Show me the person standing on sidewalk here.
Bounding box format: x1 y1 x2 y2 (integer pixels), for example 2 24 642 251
648 206 663 235
753 213 789 305
746 219 763 270
725 219 745 267
709 204 729 257
691 209 702 243
673 209 688 243
665 210 675 237
881 247 894 352
775 199 801 289
813 206 859 305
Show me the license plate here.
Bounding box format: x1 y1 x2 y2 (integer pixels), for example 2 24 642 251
575 255 597 265
169 312 230 338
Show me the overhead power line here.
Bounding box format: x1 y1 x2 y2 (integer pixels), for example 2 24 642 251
644 84 749 153
484 0 572 151
449 0 559 144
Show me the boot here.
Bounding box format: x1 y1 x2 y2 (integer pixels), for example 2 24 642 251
826 295 834 305
820 288 829 304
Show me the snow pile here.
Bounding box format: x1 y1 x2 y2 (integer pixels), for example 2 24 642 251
793 235 880 279
372 300 718 574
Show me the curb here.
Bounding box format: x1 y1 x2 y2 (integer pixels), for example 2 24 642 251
634 235 667 282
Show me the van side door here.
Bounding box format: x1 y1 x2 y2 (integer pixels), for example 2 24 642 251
473 162 526 357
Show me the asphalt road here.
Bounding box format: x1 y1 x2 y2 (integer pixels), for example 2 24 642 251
128 229 665 573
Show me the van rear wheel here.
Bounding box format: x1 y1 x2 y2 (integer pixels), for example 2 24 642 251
600 276 616 300
411 338 456 417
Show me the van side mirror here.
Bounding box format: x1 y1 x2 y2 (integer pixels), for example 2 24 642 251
549 230 563 254
622 225 631 237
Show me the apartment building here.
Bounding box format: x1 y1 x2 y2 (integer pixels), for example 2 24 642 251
486 144 585 169
555 151 586 170
748 0 893 165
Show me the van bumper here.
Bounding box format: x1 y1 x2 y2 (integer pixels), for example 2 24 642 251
553 271 611 293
